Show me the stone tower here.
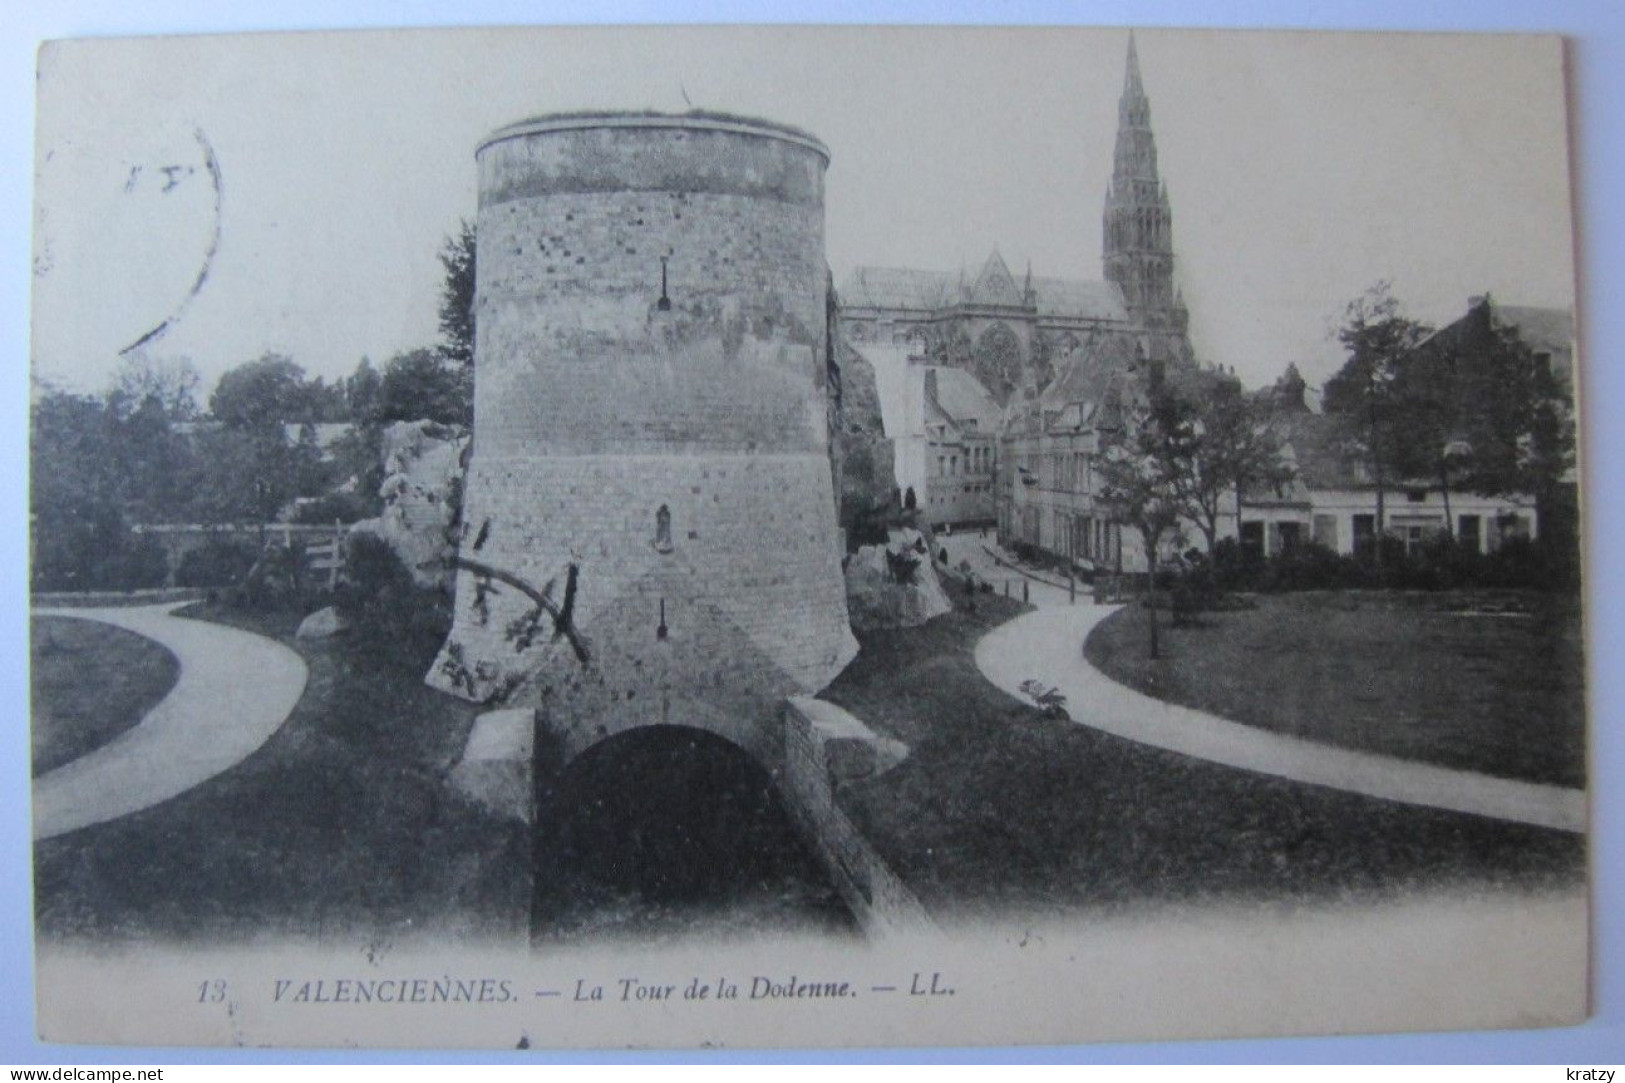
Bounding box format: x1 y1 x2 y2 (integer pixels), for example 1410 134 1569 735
429 112 858 767
1102 34 1193 365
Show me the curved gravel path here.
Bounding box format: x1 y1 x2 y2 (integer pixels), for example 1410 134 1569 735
31 602 308 841
973 600 1585 834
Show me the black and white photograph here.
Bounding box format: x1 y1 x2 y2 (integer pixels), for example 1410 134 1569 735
25 22 1589 1050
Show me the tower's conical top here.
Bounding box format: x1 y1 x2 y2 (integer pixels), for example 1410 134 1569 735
1124 31 1145 98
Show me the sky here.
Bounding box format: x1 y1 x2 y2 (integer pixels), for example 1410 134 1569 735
31 25 1576 403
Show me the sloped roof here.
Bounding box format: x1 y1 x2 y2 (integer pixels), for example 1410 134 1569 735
925 365 1003 434
970 250 1023 307
839 267 959 312
848 346 999 441
840 263 1128 322
1491 303 1573 357
1039 328 1143 432
1030 277 1129 322
1265 410 1370 492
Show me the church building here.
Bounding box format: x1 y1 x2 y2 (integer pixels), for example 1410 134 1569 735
845 34 1199 540
998 33 1202 568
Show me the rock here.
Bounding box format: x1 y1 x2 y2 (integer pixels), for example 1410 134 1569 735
446 708 536 824
350 420 470 589
843 527 953 630
295 605 347 639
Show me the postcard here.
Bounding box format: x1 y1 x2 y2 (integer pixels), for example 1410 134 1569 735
29 24 1585 1049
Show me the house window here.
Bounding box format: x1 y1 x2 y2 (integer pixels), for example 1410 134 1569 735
1406 489 1427 503
1458 514 1482 553
1313 514 1338 551
1352 514 1376 559
1240 521 1265 560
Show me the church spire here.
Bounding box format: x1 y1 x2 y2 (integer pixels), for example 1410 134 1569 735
1124 30 1144 98
1103 30 1186 363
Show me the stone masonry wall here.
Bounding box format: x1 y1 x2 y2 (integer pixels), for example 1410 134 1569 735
429 115 857 770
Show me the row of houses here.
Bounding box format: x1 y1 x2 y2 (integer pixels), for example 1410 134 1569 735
853 294 1570 575
835 36 1572 577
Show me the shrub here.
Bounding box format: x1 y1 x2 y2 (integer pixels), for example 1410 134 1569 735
842 492 893 551
175 538 257 588
234 542 308 612
1482 536 1550 591
32 509 169 593
1209 537 1263 593
334 532 454 670
1263 542 1349 592
884 547 921 586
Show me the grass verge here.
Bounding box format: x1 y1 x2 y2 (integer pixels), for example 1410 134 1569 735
33 602 529 945
1084 590 1585 788
821 590 1584 921
31 616 181 777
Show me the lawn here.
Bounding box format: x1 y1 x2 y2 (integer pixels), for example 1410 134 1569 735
32 602 530 945
821 589 1584 921
1084 590 1586 788
31 616 180 777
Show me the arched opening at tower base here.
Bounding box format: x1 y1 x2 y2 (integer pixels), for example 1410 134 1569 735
530 725 856 943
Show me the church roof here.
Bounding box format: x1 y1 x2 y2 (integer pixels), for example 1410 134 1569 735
971 250 1023 307
839 264 1128 322
1030 277 1130 322
838 267 958 312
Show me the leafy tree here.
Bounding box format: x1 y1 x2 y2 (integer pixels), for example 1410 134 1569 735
298 375 351 423
1452 320 1574 506
345 357 384 424
377 347 472 426
209 353 310 430
438 219 477 367
1323 283 1432 569
1171 372 1292 552
113 392 199 523
29 390 172 589
1094 376 1202 659
190 425 309 529
112 353 201 420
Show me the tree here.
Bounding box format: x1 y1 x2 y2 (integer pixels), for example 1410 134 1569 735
30 390 171 589
345 357 384 424
112 352 201 420
1094 377 1202 659
190 426 306 529
1453 320 1574 505
209 353 310 430
1323 283 1432 570
197 354 340 530
1171 372 1292 552
377 348 472 426
438 219 477 367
